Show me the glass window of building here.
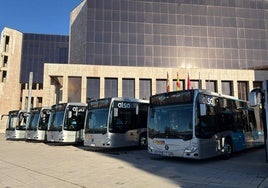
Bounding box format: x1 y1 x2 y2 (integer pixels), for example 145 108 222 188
70 0 268 71
221 81 233 96
68 77 82 102
122 78 135 98
156 79 166 94
87 77 100 101
21 34 69 84
37 97 42 107
39 83 43 90
105 78 118 98
237 81 249 101
253 81 263 89
173 79 185 91
3 55 8 67
139 79 151 100
191 80 201 90
206 80 217 92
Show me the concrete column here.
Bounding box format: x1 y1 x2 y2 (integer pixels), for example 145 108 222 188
118 77 122 97
248 81 254 93
217 81 222 94
151 79 156 95
63 76 68 102
81 76 87 103
233 80 238 98
135 78 139 99
201 79 206 90
100 77 105 98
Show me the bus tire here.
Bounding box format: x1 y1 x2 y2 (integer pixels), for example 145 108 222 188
139 133 147 148
222 138 233 160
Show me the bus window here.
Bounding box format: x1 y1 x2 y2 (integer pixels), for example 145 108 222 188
196 104 216 138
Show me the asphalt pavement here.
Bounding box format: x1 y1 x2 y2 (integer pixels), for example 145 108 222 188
0 133 268 188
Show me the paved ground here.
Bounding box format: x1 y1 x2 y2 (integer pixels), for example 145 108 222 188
0 134 268 188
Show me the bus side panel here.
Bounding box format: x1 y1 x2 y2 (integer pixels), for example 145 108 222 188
76 129 84 142
36 130 46 141
61 131 76 142
85 132 139 148
46 131 61 142
110 132 138 147
26 130 37 140
46 131 82 143
197 138 220 159
6 130 15 139
231 132 246 151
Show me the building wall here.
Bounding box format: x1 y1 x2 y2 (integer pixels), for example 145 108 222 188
69 0 268 70
20 33 69 83
42 63 268 107
0 28 69 132
0 28 23 131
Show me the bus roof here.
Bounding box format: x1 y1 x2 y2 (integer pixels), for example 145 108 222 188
89 97 149 104
51 102 87 108
151 89 244 102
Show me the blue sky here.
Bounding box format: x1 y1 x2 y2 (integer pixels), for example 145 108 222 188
0 0 83 35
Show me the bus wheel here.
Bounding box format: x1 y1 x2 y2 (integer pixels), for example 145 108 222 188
222 138 232 160
139 133 147 148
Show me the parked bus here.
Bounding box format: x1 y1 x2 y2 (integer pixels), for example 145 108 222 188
46 103 87 144
148 89 264 159
2 110 27 140
25 107 51 141
84 97 149 148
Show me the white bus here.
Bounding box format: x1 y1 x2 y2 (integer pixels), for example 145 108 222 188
84 97 149 148
148 89 264 159
46 103 87 144
2 110 27 140
25 107 51 141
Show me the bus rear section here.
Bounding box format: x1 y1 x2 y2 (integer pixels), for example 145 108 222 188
25 107 51 141
84 97 148 148
3 110 27 140
46 103 86 144
148 90 264 159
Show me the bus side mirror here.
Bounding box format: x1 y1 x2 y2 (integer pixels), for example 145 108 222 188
249 89 262 106
1 114 8 120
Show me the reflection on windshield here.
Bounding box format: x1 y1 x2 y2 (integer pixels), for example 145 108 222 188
8 115 17 130
148 104 193 140
85 109 108 134
48 111 64 131
64 106 86 131
26 113 39 130
38 110 50 130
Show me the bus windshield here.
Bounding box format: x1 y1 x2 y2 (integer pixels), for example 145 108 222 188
64 105 86 131
7 114 18 130
27 112 39 130
148 104 193 140
38 109 50 130
85 108 109 134
48 110 64 131
109 102 148 134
